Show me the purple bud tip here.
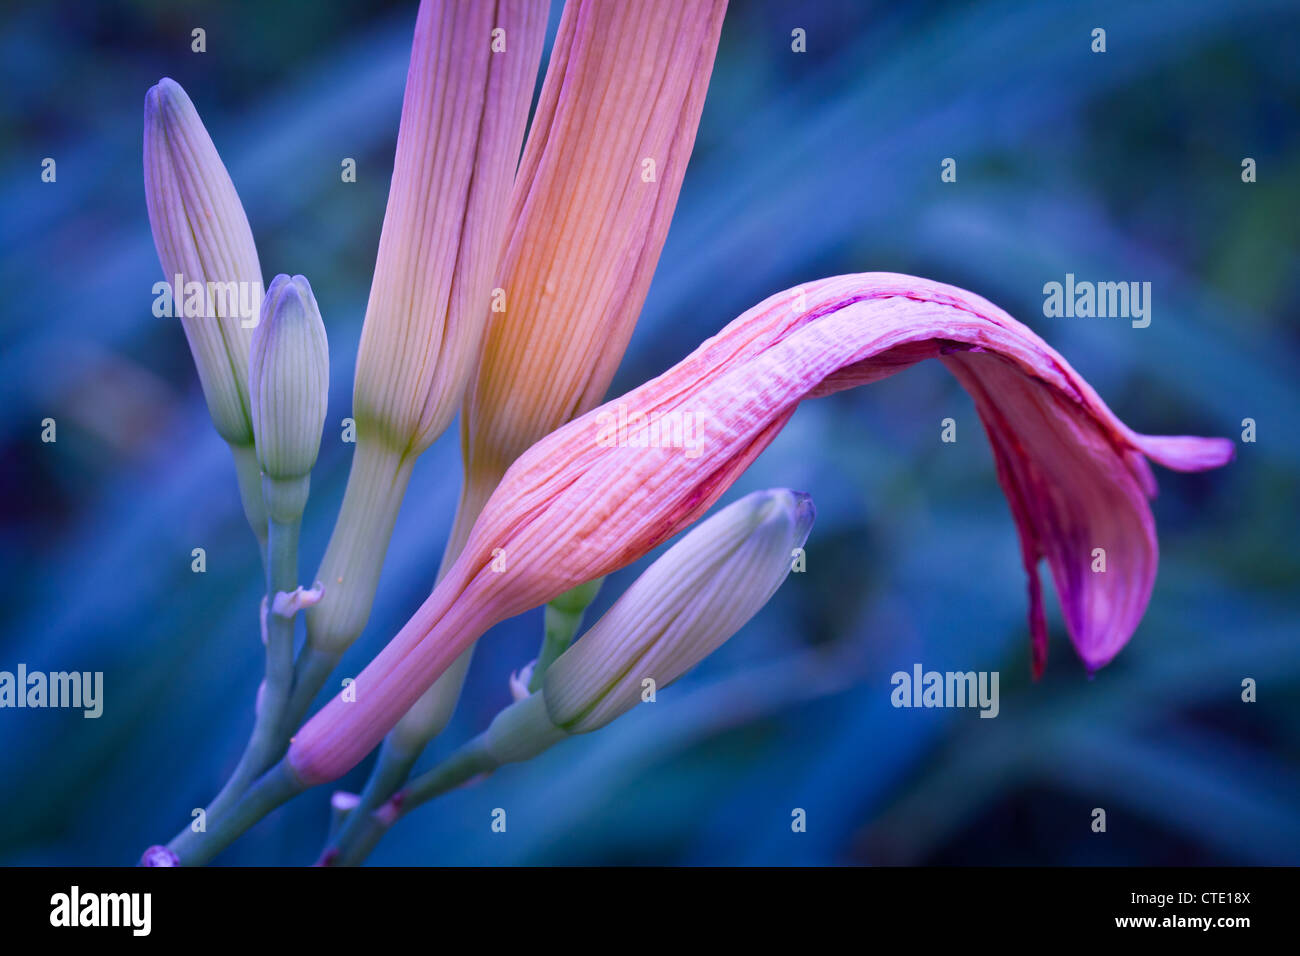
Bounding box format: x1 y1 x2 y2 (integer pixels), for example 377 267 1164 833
790 490 816 537
139 845 180 867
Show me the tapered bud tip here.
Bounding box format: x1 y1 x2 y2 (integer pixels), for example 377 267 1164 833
794 491 816 536
144 77 192 128
260 273 321 332
250 273 330 482
756 489 816 544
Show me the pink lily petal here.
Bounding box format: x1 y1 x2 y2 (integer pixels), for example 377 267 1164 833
289 272 1232 785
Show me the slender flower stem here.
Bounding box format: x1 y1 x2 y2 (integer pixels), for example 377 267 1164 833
322 812 389 868
230 442 268 570
167 761 304 866
320 471 497 863
211 442 416 867
321 738 419 864
531 604 583 692
396 736 497 810
321 566 602 864
256 514 300 762
531 606 581 689
316 476 594 867
529 578 604 692
326 737 496 867
197 512 301 825
305 440 414 656
273 442 412 748
282 646 342 736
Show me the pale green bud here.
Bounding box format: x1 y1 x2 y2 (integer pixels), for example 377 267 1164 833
250 274 329 521
143 77 263 446
479 489 815 766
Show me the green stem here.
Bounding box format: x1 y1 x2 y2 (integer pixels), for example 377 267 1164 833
167 761 304 866
324 811 390 868
322 483 600 866
529 577 604 692
304 439 413 659
322 738 419 865
256 513 300 758
320 468 495 858
531 607 582 691
327 737 496 867
278 440 411 743
229 442 268 571
282 646 342 738
400 736 497 807
327 578 603 865
196 511 302 825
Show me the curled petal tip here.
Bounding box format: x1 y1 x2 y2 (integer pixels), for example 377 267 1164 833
143 76 180 115
1132 433 1237 472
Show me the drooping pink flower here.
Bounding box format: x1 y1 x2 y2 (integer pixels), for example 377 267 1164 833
288 272 1233 786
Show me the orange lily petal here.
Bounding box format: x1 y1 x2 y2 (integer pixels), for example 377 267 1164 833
454 0 729 534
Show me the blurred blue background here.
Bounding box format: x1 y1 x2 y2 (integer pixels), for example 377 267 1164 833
1 0 1297 865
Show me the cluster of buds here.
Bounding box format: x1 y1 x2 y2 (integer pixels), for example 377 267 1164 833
145 78 330 580
139 0 1234 869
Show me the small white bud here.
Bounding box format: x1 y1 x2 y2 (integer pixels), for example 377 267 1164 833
250 274 329 519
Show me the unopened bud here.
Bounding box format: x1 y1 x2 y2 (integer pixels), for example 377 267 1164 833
250 274 329 521
481 489 815 764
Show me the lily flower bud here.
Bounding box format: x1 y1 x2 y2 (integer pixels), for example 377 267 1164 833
539 489 814 734
250 275 329 523
306 0 547 656
350 0 546 461
143 76 268 551
414 489 814 785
